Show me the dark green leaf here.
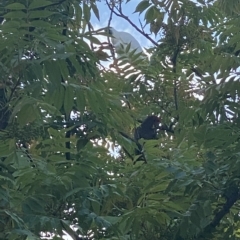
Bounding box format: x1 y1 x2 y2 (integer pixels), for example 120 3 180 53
91 3 100 21
28 0 53 10
83 3 91 22
29 10 56 18
4 11 27 18
5 3 26 10
134 0 150 14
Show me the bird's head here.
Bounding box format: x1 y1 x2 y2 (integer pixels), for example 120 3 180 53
141 115 161 129
151 116 161 127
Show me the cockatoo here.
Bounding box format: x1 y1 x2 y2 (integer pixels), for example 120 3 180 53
106 27 143 59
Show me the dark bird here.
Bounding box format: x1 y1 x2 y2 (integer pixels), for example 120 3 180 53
119 116 161 163
134 115 160 159
134 115 160 141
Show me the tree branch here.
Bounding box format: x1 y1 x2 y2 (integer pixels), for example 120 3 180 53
200 189 240 237
171 11 186 113
172 47 180 112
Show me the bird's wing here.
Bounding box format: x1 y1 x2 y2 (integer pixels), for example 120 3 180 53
118 32 142 53
111 37 119 45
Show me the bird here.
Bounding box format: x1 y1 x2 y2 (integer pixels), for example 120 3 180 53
106 27 143 60
134 115 161 142
118 116 161 163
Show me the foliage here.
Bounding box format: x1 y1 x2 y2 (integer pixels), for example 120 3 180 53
0 0 240 239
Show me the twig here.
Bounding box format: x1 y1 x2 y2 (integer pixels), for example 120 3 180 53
171 10 187 113
191 67 203 78
106 1 118 67
173 80 178 111
171 46 180 112
8 75 22 102
139 19 147 32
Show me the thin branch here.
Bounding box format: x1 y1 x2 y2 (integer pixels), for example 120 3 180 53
119 0 122 12
121 146 134 161
171 47 180 112
139 18 147 32
171 10 187 113
191 67 203 78
173 80 178 111
106 1 118 67
118 131 139 148
8 75 22 102
19 144 34 164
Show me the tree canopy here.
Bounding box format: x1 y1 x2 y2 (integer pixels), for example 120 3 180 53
1 0 240 239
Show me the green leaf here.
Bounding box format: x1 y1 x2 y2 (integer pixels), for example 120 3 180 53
134 0 150 14
125 43 132 53
29 19 54 29
145 6 156 23
5 3 26 10
77 139 88 151
147 183 167 192
85 34 101 45
45 32 67 42
75 3 82 24
91 2 100 21
4 11 27 18
29 10 56 19
52 85 65 110
44 61 62 86
58 60 69 80
86 90 99 113
0 142 13 157
28 0 53 10
190 210 201 227
76 90 86 113
91 3 100 21
83 3 91 23
91 201 100 215
156 212 171 224
64 187 86 199
17 104 38 126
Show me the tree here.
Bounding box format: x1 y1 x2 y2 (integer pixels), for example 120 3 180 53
1 0 240 239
